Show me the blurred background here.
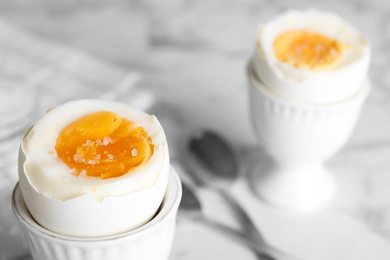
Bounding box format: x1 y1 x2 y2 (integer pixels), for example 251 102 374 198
0 0 390 259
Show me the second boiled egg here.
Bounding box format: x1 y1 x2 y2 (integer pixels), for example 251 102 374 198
253 9 370 104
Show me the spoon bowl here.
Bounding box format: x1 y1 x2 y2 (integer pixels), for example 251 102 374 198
188 131 239 182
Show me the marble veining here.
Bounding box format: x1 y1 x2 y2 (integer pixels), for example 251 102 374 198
0 0 390 259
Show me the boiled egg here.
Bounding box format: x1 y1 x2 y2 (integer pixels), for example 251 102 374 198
253 9 370 104
18 99 170 238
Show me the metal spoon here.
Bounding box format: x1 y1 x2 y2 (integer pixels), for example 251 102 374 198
187 130 265 242
180 182 277 260
186 130 291 260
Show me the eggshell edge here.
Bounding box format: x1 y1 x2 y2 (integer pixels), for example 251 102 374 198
18 143 170 238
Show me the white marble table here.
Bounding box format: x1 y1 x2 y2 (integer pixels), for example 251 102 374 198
0 0 390 259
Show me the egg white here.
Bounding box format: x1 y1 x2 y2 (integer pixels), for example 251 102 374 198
253 9 370 104
18 99 170 237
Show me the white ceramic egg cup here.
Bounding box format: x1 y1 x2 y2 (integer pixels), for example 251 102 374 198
12 166 182 260
247 60 370 212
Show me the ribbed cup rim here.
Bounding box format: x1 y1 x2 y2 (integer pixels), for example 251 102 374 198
247 59 371 110
12 166 182 244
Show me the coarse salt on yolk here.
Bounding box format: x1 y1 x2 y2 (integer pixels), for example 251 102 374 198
55 111 154 179
273 29 345 70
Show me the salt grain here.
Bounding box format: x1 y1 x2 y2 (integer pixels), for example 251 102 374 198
103 137 112 146
79 170 87 178
74 154 83 163
131 148 138 156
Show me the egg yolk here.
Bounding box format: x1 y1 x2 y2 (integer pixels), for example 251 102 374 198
55 111 154 179
273 30 344 70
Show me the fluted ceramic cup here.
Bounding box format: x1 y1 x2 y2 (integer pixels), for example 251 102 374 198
12 166 182 260
247 60 370 211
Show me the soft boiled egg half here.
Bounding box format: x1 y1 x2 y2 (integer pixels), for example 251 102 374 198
253 9 370 104
18 99 170 238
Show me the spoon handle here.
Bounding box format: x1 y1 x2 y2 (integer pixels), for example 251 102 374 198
220 189 267 244
218 189 294 260
197 215 278 260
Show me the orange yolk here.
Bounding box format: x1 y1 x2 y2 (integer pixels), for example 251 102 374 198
273 29 344 70
55 111 154 179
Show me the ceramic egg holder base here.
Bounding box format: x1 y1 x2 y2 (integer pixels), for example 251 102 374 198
247 61 370 212
249 158 337 211
12 167 182 260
